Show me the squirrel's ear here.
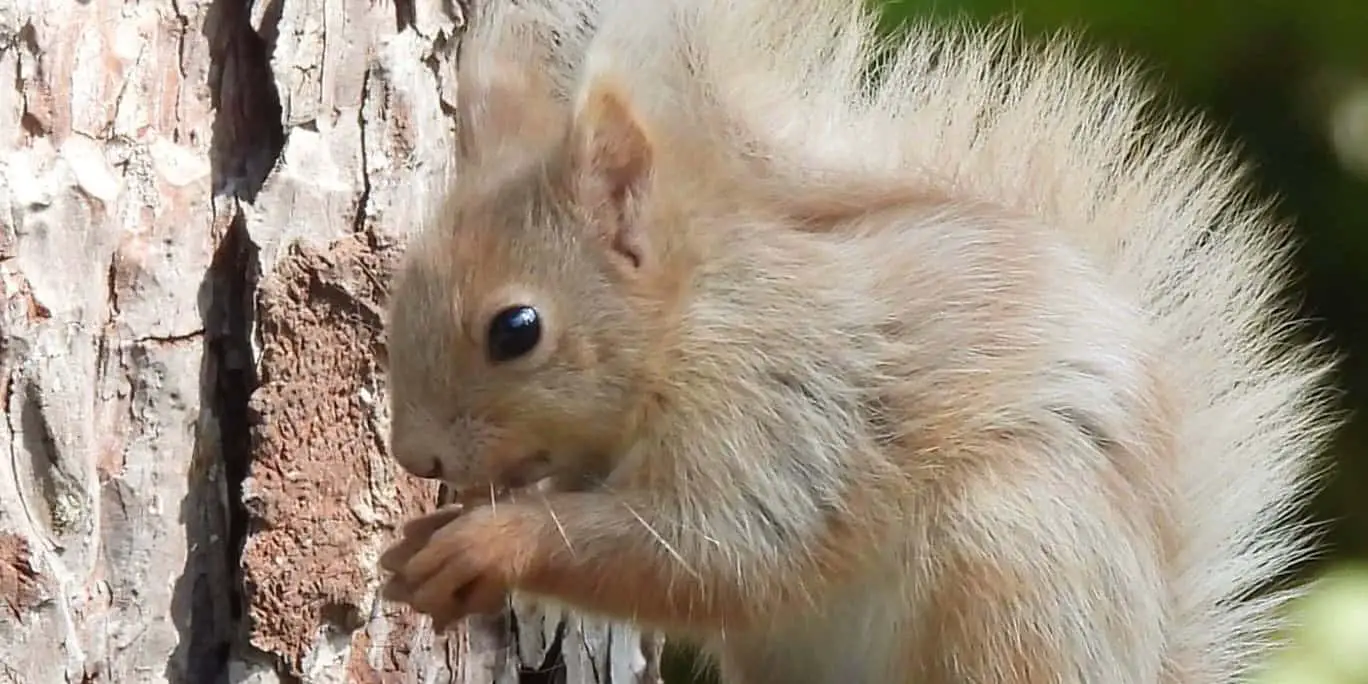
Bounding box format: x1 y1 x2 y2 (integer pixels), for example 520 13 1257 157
569 83 654 270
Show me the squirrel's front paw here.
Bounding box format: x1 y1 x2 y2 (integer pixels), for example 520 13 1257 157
379 504 532 630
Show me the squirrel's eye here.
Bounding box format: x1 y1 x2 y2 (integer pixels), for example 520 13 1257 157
487 305 542 363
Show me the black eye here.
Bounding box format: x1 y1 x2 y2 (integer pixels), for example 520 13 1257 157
487 305 542 362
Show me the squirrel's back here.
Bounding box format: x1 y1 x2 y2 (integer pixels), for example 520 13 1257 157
569 0 1337 678
438 0 1338 680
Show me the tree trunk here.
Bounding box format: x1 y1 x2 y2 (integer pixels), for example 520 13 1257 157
0 0 661 681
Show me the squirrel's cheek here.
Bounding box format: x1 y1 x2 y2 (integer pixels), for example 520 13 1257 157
558 332 600 369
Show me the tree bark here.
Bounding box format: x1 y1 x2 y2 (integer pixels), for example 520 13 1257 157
0 0 660 681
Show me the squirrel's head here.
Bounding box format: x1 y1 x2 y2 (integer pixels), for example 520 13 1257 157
384 76 703 492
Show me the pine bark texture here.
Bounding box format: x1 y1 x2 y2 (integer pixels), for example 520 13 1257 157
0 0 661 681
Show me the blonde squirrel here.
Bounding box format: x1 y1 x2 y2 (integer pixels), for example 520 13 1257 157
376 0 1338 681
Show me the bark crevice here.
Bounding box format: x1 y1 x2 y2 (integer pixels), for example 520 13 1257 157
174 0 284 680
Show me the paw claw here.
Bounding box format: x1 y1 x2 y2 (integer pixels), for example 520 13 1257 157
378 504 522 632
379 545 415 573
402 504 465 538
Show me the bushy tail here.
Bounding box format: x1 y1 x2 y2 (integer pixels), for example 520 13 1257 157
467 0 1341 679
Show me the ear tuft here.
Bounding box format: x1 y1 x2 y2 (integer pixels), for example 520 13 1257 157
456 55 566 164
570 83 655 269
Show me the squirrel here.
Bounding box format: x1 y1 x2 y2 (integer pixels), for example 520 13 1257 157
376 0 1338 681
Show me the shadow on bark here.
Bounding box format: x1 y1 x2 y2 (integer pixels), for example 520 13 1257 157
166 0 283 680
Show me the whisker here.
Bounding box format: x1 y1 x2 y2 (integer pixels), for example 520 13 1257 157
544 497 576 558
623 502 699 579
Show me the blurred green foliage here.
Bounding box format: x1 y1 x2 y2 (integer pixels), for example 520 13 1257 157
664 0 1368 680
1257 565 1368 684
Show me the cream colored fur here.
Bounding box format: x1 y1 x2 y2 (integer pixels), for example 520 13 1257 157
381 0 1339 682
579 1 1337 677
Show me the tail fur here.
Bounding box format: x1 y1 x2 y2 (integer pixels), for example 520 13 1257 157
463 0 1340 679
